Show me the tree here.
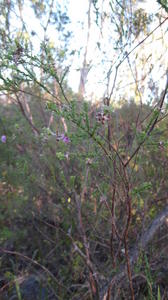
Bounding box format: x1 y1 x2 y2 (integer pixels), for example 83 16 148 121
78 0 92 96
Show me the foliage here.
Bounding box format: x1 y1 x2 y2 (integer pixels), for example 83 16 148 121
157 0 168 12
0 1 168 300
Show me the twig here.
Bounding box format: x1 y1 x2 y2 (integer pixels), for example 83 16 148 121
0 248 69 292
74 193 100 299
101 205 168 299
125 72 168 167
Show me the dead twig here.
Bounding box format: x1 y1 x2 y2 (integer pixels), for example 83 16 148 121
101 205 168 299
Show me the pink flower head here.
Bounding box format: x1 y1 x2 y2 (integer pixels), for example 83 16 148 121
1 135 6 143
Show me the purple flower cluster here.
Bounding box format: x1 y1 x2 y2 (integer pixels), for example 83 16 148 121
57 134 70 143
1 135 6 143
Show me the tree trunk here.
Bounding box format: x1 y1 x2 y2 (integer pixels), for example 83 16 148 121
78 0 92 96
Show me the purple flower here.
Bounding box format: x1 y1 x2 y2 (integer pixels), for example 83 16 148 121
62 136 70 143
60 134 65 140
57 133 70 143
1 135 6 143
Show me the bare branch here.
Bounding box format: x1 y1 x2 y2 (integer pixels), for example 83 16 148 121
101 205 168 299
125 72 168 167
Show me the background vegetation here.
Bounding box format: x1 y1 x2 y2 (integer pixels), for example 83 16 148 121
0 0 168 299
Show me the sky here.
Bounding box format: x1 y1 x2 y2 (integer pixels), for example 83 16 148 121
5 0 168 102
67 0 168 102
